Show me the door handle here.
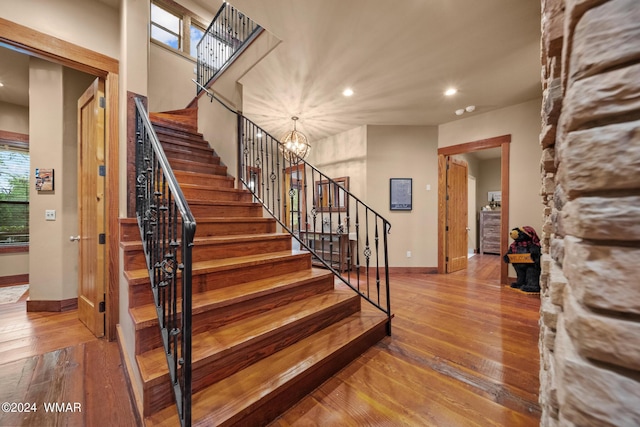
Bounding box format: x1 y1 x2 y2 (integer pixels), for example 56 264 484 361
70 235 80 242
466 227 471 231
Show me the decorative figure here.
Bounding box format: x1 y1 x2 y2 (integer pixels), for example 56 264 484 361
503 226 541 293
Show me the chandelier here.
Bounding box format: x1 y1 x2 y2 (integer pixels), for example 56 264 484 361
280 116 310 161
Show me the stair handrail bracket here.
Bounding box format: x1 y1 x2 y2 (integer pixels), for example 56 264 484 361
134 98 195 427
236 112 393 335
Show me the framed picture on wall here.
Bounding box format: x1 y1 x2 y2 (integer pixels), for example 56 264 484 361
390 178 412 211
35 168 54 191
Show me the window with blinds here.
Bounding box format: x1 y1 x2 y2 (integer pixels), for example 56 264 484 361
0 144 29 245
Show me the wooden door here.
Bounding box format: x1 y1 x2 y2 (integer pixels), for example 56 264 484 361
77 78 106 337
446 156 468 273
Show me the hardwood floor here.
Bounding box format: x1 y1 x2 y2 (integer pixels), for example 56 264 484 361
0 254 540 426
0 300 137 426
270 254 541 426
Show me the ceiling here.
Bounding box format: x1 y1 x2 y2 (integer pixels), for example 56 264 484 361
0 0 542 148
0 46 30 107
223 0 543 141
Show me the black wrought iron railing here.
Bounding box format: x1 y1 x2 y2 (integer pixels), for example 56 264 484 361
196 2 261 93
194 82 392 333
134 98 195 427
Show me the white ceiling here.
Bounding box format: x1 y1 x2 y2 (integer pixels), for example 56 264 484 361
226 0 543 141
0 0 542 146
0 46 30 107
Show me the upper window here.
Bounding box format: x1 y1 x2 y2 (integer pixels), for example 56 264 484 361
189 24 205 58
151 0 206 59
151 3 181 50
0 143 29 247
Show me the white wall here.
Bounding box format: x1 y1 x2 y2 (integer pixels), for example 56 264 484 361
28 59 66 300
367 125 439 268
439 98 543 242
149 44 198 112
0 102 29 133
308 125 367 198
477 158 502 212
27 59 94 301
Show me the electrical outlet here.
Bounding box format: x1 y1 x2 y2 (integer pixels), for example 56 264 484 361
406 251 412 258
45 209 56 221
426 184 431 191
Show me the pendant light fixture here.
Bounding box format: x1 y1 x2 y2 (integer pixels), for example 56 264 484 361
280 116 310 161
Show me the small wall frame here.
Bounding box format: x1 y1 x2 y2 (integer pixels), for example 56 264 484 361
35 168 54 191
390 178 412 211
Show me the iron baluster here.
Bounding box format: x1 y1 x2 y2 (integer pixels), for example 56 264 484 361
134 98 195 427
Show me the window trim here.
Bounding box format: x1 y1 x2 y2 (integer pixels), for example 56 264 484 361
151 0 208 60
0 130 29 254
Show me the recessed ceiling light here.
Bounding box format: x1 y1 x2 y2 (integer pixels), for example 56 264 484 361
0 82 4 87
342 88 354 97
445 88 457 96
455 109 464 116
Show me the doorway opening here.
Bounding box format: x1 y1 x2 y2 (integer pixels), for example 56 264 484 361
437 135 511 285
0 18 120 340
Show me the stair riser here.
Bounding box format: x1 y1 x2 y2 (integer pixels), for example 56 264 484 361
158 134 211 151
220 320 389 427
165 149 218 165
171 161 227 175
152 126 203 143
134 276 335 354
128 255 311 307
199 221 277 237
124 236 291 270
176 174 235 188
142 295 361 416
190 204 263 218
182 188 253 202
120 217 276 251
120 220 140 242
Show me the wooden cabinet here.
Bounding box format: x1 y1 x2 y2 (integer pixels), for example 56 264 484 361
299 232 352 272
479 211 501 254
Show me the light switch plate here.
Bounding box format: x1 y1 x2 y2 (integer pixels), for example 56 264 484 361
45 209 56 221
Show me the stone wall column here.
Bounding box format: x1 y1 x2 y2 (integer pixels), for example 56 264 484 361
539 0 640 425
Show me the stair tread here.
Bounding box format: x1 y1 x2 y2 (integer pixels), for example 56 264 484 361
125 250 309 282
144 309 388 426
130 268 333 328
137 289 359 383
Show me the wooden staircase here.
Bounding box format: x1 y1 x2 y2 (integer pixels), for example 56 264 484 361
121 108 389 426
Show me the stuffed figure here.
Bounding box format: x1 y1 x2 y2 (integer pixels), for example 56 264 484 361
503 226 541 293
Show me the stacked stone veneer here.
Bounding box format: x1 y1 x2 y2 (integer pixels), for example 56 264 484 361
539 0 640 425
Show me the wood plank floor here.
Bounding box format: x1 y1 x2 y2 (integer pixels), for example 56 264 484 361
0 254 540 426
270 254 541 426
0 297 138 426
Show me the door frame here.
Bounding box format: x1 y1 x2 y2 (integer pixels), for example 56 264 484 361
437 135 511 284
0 18 120 340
